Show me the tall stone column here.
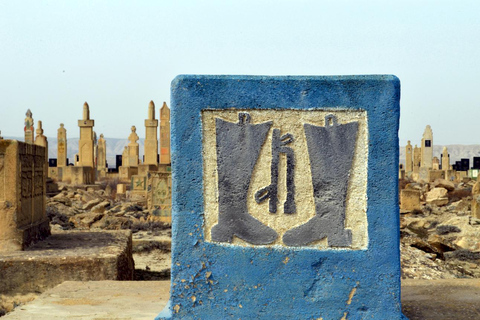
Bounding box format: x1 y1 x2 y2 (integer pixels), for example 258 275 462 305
57 123 67 167
24 109 34 144
78 102 95 168
160 102 171 165
405 140 413 173
97 134 107 176
442 147 450 171
420 125 433 169
144 100 159 165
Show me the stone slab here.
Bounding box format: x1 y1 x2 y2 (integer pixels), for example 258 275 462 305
3 279 480 319
2 281 169 320
159 75 404 319
0 230 134 295
401 279 480 320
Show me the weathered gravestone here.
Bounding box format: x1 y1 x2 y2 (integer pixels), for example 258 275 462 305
147 171 172 223
0 140 50 252
157 75 406 319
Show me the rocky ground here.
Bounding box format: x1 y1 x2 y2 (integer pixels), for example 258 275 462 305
2 177 480 316
400 178 480 279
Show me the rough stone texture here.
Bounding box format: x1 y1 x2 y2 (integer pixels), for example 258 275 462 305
0 230 134 295
2 281 169 320
158 75 405 319
425 187 449 206
400 189 421 211
0 140 50 252
432 178 455 191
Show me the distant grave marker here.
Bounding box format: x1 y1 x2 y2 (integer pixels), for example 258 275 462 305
157 75 406 319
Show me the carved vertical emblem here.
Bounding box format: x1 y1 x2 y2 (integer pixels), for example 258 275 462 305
203 110 368 249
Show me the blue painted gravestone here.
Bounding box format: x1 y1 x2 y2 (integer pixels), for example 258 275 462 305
157 75 407 319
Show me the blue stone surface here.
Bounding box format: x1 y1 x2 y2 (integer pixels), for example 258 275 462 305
157 75 407 320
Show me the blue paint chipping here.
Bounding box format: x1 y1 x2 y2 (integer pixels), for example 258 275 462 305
157 75 407 319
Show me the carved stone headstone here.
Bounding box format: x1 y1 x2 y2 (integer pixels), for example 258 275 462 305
147 171 171 223
157 75 405 320
0 140 50 252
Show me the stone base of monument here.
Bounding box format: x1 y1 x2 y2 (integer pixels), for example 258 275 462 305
2 279 480 319
62 166 94 185
0 230 134 296
119 166 138 182
138 164 158 176
0 218 51 252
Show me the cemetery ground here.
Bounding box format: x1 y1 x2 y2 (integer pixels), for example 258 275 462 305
1 177 480 317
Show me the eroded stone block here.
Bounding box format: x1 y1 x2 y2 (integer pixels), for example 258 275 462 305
0 140 50 252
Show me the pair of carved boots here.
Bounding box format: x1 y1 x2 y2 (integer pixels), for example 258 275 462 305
211 113 358 247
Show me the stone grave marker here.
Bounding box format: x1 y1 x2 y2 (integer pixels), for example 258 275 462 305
0 140 50 252
147 171 172 223
157 75 406 319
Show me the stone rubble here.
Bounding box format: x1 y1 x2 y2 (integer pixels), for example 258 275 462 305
400 178 480 279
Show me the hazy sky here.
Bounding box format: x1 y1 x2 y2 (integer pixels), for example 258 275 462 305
1 1 479 146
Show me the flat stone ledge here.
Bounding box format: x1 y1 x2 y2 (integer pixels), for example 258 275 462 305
4 279 480 319
401 279 480 320
0 230 134 295
2 281 169 320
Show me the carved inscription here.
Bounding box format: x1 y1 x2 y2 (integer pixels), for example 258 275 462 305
203 110 368 249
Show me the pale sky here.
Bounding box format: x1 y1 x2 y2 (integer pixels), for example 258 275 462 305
1 1 479 146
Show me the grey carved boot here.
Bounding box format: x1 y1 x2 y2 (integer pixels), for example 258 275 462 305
283 114 358 247
211 113 278 245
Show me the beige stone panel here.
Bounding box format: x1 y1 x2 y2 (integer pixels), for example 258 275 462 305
202 109 368 249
